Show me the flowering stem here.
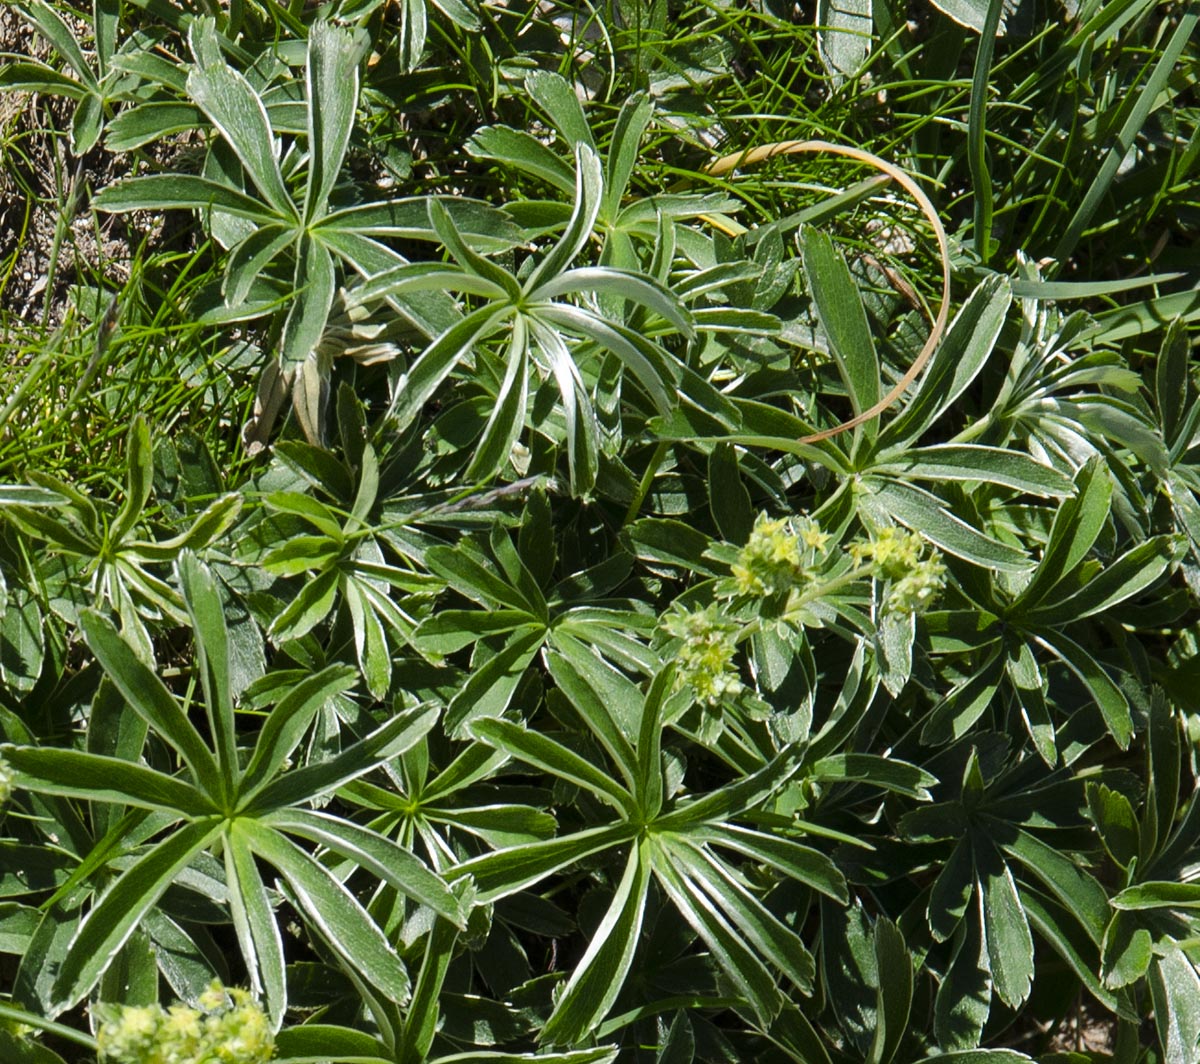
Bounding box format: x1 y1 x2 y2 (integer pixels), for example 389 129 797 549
732 563 873 645
0 1003 99 1051
623 441 670 527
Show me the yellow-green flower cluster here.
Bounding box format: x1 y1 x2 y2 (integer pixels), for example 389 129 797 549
663 604 743 705
0 754 12 806
851 527 946 614
96 982 273 1064
732 515 829 597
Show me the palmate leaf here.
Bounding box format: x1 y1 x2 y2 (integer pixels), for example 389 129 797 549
14 0 98 91
224 225 295 306
928 837 974 943
539 304 677 414
655 748 804 832
399 0 427 71
451 825 637 903
91 173 282 223
873 445 1074 497
263 808 465 925
671 839 817 993
802 227 879 425
533 268 693 337
238 820 411 1005
320 198 527 255
178 553 237 798
921 649 1004 746
4 506 103 555
1021 891 1131 1020
692 824 847 902
809 753 937 801
1144 689 1183 865
935 912 990 1051
224 823 287 1026
977 841 1033 1010
268 567 340 642
1101 911 1153 990
1024 536 1177 626
304 21 360 224
525 70 595 153
80 610 224 800
428 804 557 848
3 747 214 817
821 900 877 1054
1033 630 1132 748
869 918 912 1064
1086 783 1140 870
1111 882 1200 910
275 1046 622 1064
540 841 650 1046
816 0 871 81
604 92 653 223
186 21 294 220
111 417 154 544
238 664 359 799
467 126 578 196
273 1024 390 1064
995 825 1109 944
244 704 438 814
0 59 88 99
429 198 522 301
390 305 512 432
524 144 604 293
865 481 1032 572
281 238 338 370
652 838 782 1023
468 318 530 481
346 578 392 699
350 261 510 303
545 647 640 790
444 627 545 734
0 1027 74 1064
468 718 634 813
262 534 344 577
879 276 1012 448
535 318 599 493
1149 948 1200 1064
52 818 223 1010
414 609 534 655
1016 457 1112 608
1005 641 1054 765
129 493 244 560
930 1052 1035 1064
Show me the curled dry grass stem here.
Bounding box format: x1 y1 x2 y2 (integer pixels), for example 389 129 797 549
699 139 951 443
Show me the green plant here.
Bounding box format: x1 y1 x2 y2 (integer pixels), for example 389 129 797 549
91 17 520 444
1 1 1198 1062
349 141 706 494
2 554 464 1024
0 416 241 662
0 0 126 154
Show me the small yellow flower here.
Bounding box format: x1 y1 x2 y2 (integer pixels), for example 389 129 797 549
96 982 273 1064
801 524 831 551
663 604 743 705
887 556 947 613
733 515 808 596
197 982 229 1013
852 527 946 614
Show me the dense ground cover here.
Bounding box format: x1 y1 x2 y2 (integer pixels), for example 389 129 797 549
0 0 1199 1061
